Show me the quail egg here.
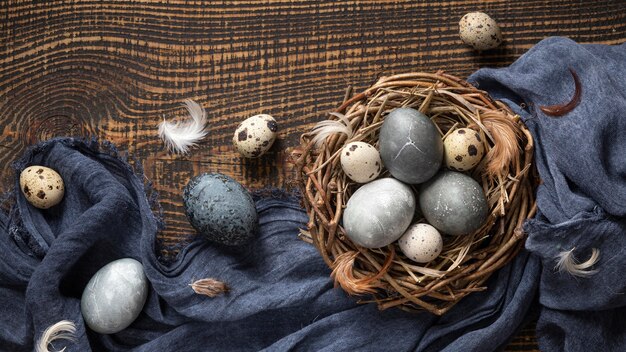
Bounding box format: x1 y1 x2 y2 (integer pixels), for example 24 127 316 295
233 114 278 158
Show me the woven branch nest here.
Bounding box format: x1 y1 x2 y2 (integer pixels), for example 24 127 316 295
292 72 538 315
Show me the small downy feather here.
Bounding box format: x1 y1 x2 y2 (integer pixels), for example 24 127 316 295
189 278 230 297
158 99 208 154
311 112 353 147
555 247 600 277
36 320 77 352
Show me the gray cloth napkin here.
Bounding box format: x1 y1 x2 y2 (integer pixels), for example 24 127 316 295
469 36 626 352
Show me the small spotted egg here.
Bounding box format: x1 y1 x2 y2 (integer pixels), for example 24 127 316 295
398 223 443 263
459 12 503 51
233 114 278 158
443 128 485 171
19 166 65 209
340 142 382 183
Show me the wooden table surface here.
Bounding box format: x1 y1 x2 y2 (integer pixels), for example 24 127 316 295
1 1 624 351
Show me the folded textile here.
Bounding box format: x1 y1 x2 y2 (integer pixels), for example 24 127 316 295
469 37 626 352
0 138 538 351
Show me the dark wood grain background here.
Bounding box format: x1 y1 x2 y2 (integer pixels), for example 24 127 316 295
1 1 624 350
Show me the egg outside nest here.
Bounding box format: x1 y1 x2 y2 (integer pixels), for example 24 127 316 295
233 114 278 158
183 173 258 246
19 166 65 209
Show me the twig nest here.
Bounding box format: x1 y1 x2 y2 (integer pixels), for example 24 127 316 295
419 170 489 236
459 12 503 50
340 142 382 183
343 178 415 248
379 107 443 184
233 114 278 158
183 173 258 245
294 72 536 314
443 128 485 171
19 166 64 209
398 223 443 263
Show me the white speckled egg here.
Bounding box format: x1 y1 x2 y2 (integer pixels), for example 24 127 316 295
340 142 382 183
233 114 278 158
19 166 65 209
398 223 443 263
81 258 149 334
459 12 503 51
443 128 485 171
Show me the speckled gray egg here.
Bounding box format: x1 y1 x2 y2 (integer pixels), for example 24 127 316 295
398 223 443 263
81 258 148 334
340 141 382 183
419 170 489 236
183 173 258 246
343 178 415 248
19 165 65 209
443 128 485 171
379 108 443 184
233 114 278 158
459 12 503 51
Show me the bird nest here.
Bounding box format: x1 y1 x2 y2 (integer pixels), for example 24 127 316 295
292 72 537 315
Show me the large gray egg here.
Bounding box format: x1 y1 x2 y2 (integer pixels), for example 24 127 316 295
379 108 443 184
419 170 489 236
81 258 148 334
343 178 415 248
183 173 258 246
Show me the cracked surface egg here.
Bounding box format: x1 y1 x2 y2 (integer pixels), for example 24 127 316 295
233 114 278 158
19 165 65 209
459 12 503 51
398 223 443 263
443 128 485 171
379 107 443 184
340 141 382 183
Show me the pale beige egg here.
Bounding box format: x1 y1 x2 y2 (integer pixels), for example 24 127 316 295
443 128 485 171
459 12 503 51
398 223 443 263
233 114 278 158
340 142 382 183
19 166 65 209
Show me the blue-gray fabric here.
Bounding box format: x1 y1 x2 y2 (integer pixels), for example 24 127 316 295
0 139 537 351
469 37 626 352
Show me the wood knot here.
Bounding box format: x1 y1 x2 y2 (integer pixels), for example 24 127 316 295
26 114 91 144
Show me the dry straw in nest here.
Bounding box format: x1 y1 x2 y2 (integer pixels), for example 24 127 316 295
292 72 537 315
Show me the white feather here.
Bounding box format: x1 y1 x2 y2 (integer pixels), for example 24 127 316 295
158 99 208 154
36 320 77 352
554 247 600 277
311 112 353 147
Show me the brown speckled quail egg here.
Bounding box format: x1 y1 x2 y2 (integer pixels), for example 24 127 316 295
19 166 65 209
340 142 382 183
459 12 503 51
443 128 485 171
233 114 278 158
398 223 443 263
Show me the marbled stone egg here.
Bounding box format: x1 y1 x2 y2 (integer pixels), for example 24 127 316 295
443 128 485 171
343 178 415 248
233 114 278 158
81 258 148 334
340 141 382 183
459 12 503 51
19 165 65 209
398 223 443 263
379 108 443 184
419 170 489 236
183 173 258 246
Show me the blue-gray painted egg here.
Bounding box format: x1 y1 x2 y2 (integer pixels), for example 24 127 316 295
419 170 489 236
343 178 415 248
81 258 148 334
379 108 443 184
183 173 258 246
